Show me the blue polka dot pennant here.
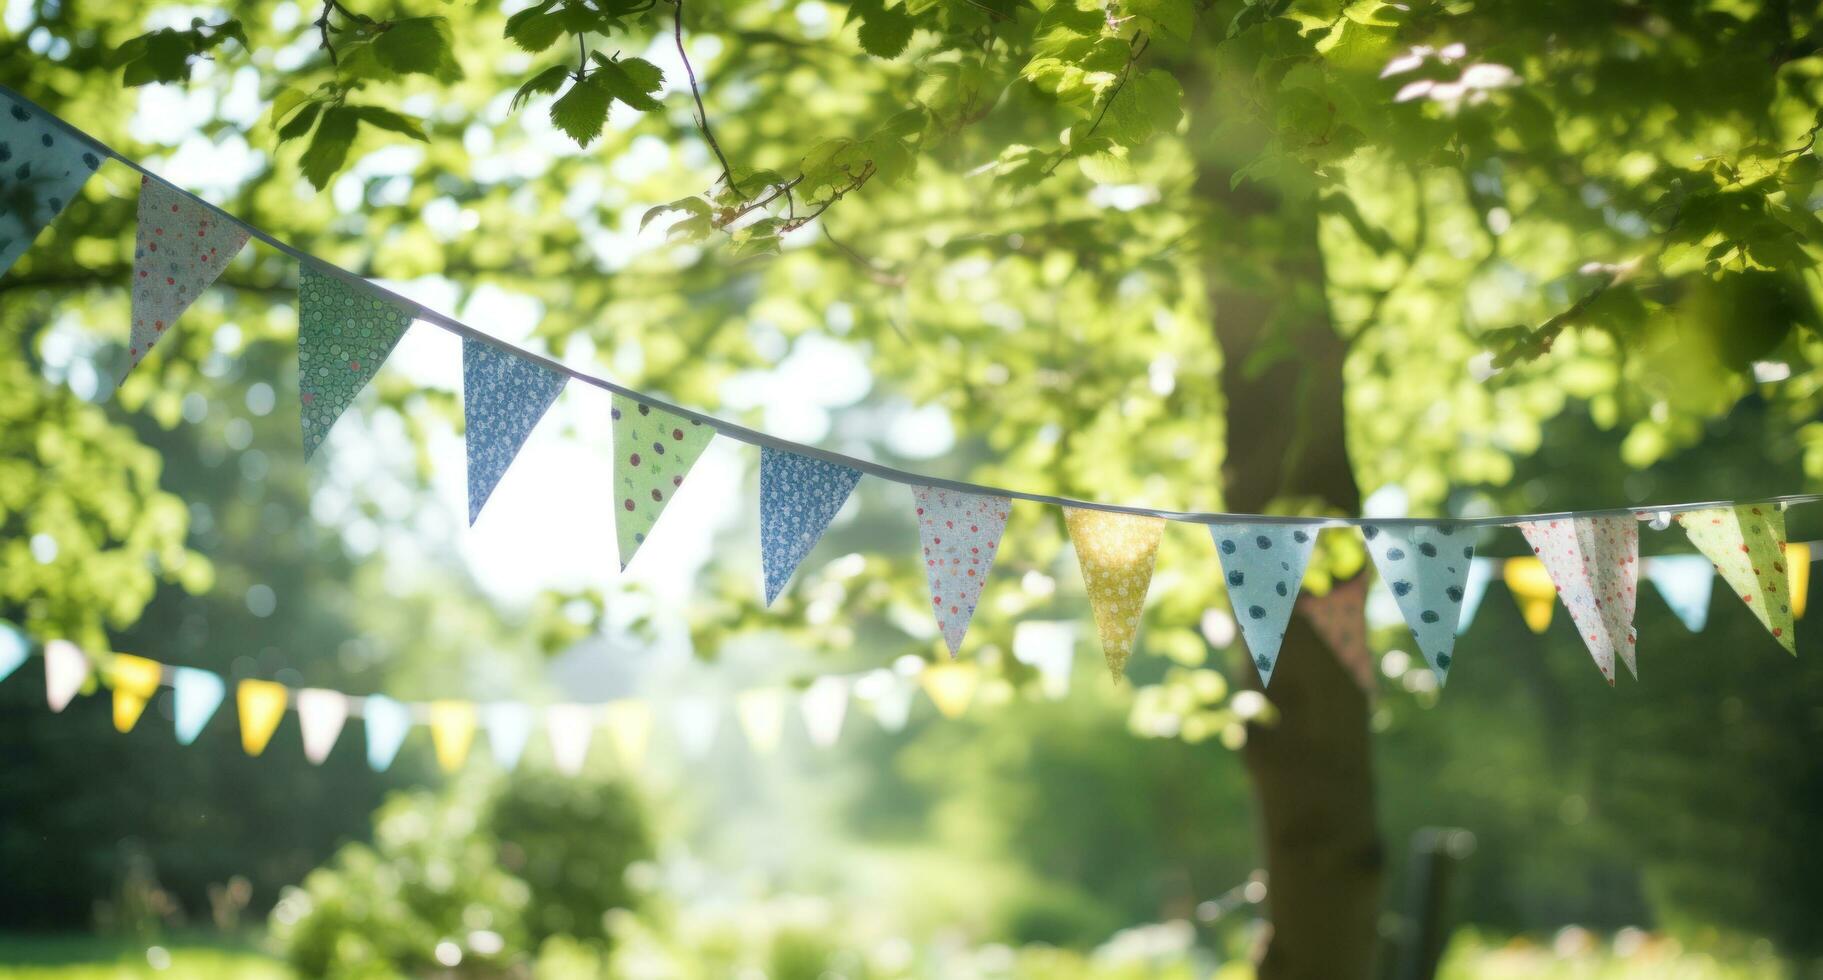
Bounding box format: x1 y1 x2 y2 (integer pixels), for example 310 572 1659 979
0 91 102 277
759 447 862 605
1361 523 1474 684
1209 523 1318 686
463 337 567 524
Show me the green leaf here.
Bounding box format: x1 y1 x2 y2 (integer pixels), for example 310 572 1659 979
505 0 566 52
371 17 463 81
1104 68 1183 147
512 64 574 113
591 56 665 112
641 197 712 232
115 29 197 86
276 101 324 143
298 107 358 189
550 72 612 146
857 3 915 59
267 86 312 130
352 105 429 141
1125 0 1194 41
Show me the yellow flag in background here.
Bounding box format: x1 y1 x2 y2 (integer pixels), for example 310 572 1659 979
1789 542 1810 619
237 680 289 756
1063 508 1165 679
921 661 980 719
429 700 477 772
1502 557 1557 634
603 700 652 771
109 654 164 733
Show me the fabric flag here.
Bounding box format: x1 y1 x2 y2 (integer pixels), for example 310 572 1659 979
1457 558 1496 634
1790 542 1811 619
124 176 249 375
921 661 979 719
545 703 594 775
1647 555 1715 633
611 395 714 570
603 700 651 770
913 486 1012 655
1517 517 1640 683
1503 557 1557 633
0 621 29 684
1677 505 1796 653
1295 573 1376 696
482 703 535 770
1012 621 1076 700
0 93 103 277
760 448 863 605
362 694 413 772
236 679 288 757
171 667 225 745
1064 508 1165 680
44 639 89 712
429 700 477 773
671 697 720 758
799 676 849 748
853 669 915 732
463 337 567 524
296 688 349 765
109 654 164 733
1209 523 1318 686
1362 523 1474 684
736 688 787 755
296 266 413 458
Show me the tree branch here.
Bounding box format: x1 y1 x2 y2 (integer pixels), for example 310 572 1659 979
669 0 744 199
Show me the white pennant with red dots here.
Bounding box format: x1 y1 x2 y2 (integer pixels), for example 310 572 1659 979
912 487 1011 656
124 176 248 377
1516 516 1639 683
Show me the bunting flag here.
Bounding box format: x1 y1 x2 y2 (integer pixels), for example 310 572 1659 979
1457 558 1496 634
296 266 413 458
236 679 288 757
671 696 720 758
429 700 478 772
853 668 915 732
171 667 225 745
913 487 1011 655
611 395 714 570
1677 505 1796 653
0 623 27 684
799 676 849 748
108 654 164 733
545 703 594 775
363 694 413 772
602 700 651 770
1209 524 1319 686
735 688 787 755
1362 524 1474 684
1295 574 1376 695
1790 542 1811 618
482 703 535 770
295 688 349 764
1647 555 1716 633
1503 557 1557 633
759 448 862 605
44 639 88 712
1012 621 1076 699
124 176 249 375
1518 517 1640 683
463 338 566 524
0 93 102 276
921 661 979 719
1063 508 1165 680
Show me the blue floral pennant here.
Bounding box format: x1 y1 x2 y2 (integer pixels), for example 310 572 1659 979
1646 554 1715 633
759 447 861 605
463 337 566 524
1209 523 1318 686
1 93 104 277
1362 523 1474 685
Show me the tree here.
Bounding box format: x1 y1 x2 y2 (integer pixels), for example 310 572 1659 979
4 0 1821 976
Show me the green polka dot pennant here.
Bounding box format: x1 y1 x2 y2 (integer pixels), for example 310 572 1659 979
610 393 716 570
1677 504 1796 655
296 267 414 459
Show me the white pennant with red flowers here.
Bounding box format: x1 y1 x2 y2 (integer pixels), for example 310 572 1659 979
913 486 1011 656
1517 516 1639 683
125 176 249 377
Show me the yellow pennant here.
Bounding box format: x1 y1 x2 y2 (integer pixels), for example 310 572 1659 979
237 680 289 756
921 661 979 719
1502 557 1557 634
1790 542 1810 620
1064 508 1165 679
736 689 786 756
603 700 652 770
109 654 164 733
429 700 477 772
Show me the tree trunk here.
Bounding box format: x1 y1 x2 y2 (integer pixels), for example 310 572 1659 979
1200 174 1384 978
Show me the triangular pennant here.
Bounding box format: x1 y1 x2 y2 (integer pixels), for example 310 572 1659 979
109 654 164 733
0 621 29 684
0 93 103 277
852 669 915 732
1517 517 1640 683
603 700 651 770
1361 523 1473 684
760 448 862 605
1647 555 1716 633
296 688 350 765
463 337 566 524
44 639 89 712
1063 508 1164 679
735 688 787 755
482 703 535 770
362 694 413 772
921 661 979 718
671 697 720 758
1012 621 1077 700
1677 504 1796 653
124 176 249 375
236 679 288 757
913 487 1011 655
296 266 413 458
1457 558 1495 634
545 703 594 775
611 394 714 569
1503 557 1557 633
1209 523 1318 686
171 667 225 745
1295 573 1376 696
429 700 477 772
799 676 849 748
1790 542 1810 619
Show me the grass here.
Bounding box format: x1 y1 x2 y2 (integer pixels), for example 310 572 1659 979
0 933 291 979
